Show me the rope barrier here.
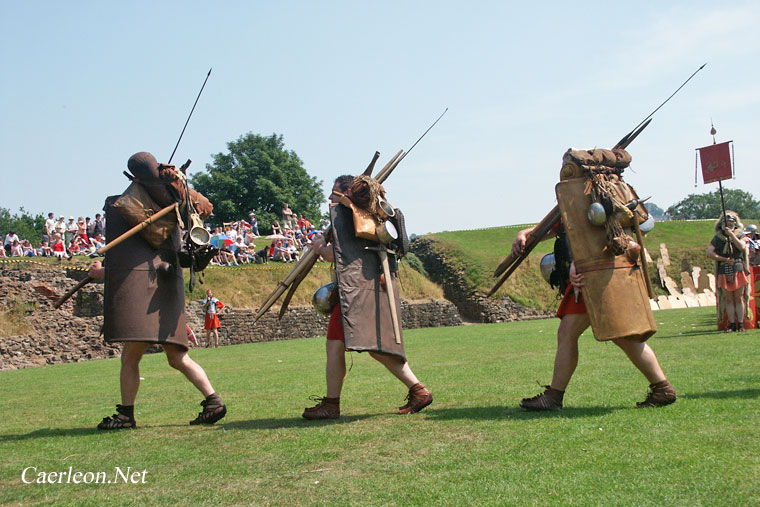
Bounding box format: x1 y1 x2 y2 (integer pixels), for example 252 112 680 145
0 257 330 272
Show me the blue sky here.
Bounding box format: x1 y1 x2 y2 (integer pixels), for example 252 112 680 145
1 1 758 234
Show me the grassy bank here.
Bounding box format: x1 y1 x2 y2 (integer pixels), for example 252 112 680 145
1 306 757 505
421 219 748 312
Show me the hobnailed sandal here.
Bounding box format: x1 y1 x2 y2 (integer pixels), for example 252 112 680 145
520 385 564 411
189 394 227 425
97 404 136 430
636 379 677 408
398 383 433 414
302 395 340 420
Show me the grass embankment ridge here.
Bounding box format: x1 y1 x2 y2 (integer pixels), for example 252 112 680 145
420 219 748 312
1 306 757 505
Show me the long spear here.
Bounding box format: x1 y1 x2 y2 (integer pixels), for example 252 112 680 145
168 68 212 164
488 65 707 297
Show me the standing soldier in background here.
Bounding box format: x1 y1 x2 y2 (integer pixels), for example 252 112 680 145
202 289 225 348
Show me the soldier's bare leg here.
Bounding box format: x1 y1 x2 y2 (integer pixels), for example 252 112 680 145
120 342 150 405
325 340 346 398
369 352 432 414
550 313 590 391
612 339 666 384
368 352 419 388
163 343 215 397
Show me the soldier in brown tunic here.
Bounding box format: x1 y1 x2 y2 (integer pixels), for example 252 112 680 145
302 175 432 420
92 152 226 429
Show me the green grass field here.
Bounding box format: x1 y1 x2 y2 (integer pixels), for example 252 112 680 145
2 306 758 505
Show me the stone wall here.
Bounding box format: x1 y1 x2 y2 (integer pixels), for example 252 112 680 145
0 266 461 370
186 298 462 347
410 237 551 323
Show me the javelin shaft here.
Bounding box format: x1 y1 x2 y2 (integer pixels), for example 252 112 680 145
168 68 212 164
376 107 448 184
613 63 706 149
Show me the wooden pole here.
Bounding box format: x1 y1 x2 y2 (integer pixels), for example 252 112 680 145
52 203 178 308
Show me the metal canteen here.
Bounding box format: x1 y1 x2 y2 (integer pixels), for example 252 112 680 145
377 197 396 220
639 214 655 233
540 253 556 283
312 282 336 316
587 202 607 227
188 213 211 246
375 220 398 244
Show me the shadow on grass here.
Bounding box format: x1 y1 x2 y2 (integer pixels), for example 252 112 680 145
655 329 725 339
423 405 614 421
222 412 386 431
680 388 760 400
0 427 100 442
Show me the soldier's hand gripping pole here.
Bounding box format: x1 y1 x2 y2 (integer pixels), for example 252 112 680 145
53 203 179 309
488 205 561 297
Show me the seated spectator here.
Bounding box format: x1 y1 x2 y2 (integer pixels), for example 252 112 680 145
22 239 36 257
321 219 330 232
272 240 290 262
40 241 52 257
4 230 19 255
69 241 82 256
271 220 282 235
90 233 106 250
52 234 67 260
218 244 238 266
286 240 300 262
0 245 6 258
10 240 24 257
253 245 269 264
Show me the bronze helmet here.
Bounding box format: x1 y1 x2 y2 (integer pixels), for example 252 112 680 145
127 152 160 180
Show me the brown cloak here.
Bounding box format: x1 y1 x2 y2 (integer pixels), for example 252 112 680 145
331 203 405 361
102 196 187 349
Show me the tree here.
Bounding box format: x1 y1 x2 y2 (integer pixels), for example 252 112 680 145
190 133 324 232
0 207 45 243
644 202 668 220
666 189 760 220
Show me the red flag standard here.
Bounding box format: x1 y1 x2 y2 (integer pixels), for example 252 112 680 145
698 141 732 184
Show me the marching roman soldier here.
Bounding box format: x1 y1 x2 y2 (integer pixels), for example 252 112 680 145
511 147 676 411
302 174 432 419
91 152 226 429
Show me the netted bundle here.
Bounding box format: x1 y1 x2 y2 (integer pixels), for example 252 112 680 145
589 170 634 256
350 175 386 218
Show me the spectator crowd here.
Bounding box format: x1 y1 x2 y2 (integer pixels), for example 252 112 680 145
2 213 105 260
1 205 327 267
209 206 328 267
